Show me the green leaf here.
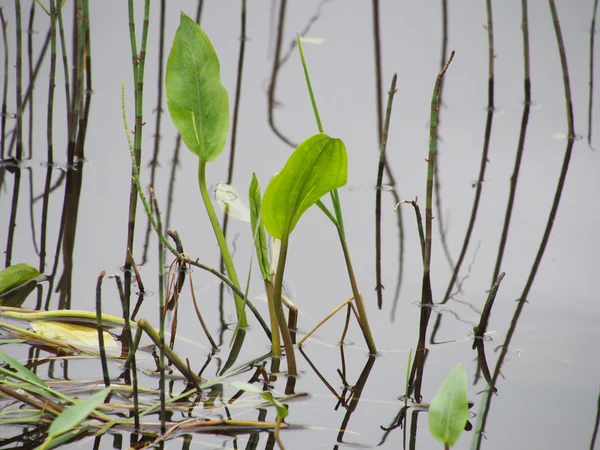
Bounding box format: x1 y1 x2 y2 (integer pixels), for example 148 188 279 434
47 387 112 440
0 263 41 295
166 11 229 162
0 351 48 389
428 364 469 447
262 133 347 239
249 174 271 281
231 381 288 421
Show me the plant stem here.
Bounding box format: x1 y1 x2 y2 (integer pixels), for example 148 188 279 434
265 279 281 356
375 74 398 309
337 228 377 353
151 188 166 435
296 36 377 353
273 236 297 375
198 160 248 327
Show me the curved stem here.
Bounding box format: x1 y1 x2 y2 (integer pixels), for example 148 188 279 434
198 160 248 328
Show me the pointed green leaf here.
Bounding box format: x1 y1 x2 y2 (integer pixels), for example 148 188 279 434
249 174 271 281
48 387 112 439
166 11 229 161
428 364 469 447
262 133 347 239
0 263 41 295
0 351 48 389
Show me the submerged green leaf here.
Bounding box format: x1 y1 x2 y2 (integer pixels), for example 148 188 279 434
166 11 229 161
0 263 41 295
231 381 288 421
262 133 347 239
428 364 469 447
47 387 111 440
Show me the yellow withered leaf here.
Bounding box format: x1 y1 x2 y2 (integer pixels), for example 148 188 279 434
30 321 118 353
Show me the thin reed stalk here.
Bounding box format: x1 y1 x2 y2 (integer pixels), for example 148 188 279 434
26 2 35 160
433 0 455 270
430 1 495 344
115 275 140 431
370 0 405 317
473 1 576 446
0 7 7 159
141 0 167 265
441 0 495 305
15 0 23 158
123 0 151 312
267 0 295 147
588 0 599 148
39 0 58 275
95 271 110 388
490 0 531 287
150 188 166 435
375 74 397 309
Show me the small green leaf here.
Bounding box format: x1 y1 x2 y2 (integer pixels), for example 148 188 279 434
0 351 48 389
0 263 41 295
231 381 288 421
428 364 469 447
262 133 347 239
166 11 229 162
47 387 112 440
249 174 271 281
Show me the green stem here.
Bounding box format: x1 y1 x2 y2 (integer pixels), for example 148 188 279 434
273 236 297 375
198 160 248 327
265 280 281 356
137 318 204 386
296 36 376 352
338 229 377 353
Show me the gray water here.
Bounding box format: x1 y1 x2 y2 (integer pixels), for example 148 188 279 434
1 1 599 449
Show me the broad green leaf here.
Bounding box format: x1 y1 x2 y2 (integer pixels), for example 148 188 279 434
0 351 48 389
231 381 288 421
0 282 36 307
0 263 41 295
216 183 251 222
262 133 347 239
428 364 469 447
166 11 229 162
249 174 271 281
47 387 111 439
30 321 118 354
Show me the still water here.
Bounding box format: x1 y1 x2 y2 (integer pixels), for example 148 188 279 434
0 1 599 449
